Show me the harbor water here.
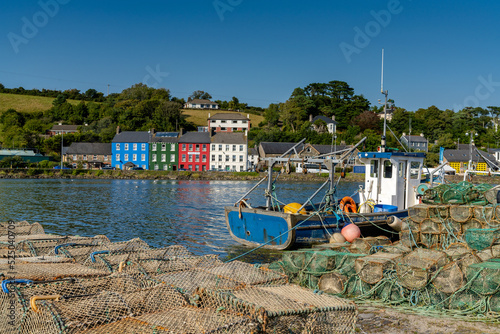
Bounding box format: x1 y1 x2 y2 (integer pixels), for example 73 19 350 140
0 178 361 261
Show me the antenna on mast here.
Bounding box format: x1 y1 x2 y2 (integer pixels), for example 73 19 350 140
381 49 384 93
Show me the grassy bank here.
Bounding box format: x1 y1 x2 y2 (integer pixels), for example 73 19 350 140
0 168 366 182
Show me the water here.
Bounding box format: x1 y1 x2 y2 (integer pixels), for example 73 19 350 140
0 178 361 262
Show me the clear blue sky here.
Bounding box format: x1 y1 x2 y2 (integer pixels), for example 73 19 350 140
1 0 500 111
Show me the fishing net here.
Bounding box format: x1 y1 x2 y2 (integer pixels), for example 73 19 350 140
0 221 45 236
408 204 428 223
16 235 110 257
449 205 473 223
462 218 484 231
399 229 420 248
423 182 494 205
318 272 348 295
473 205 495 223
465 228 500 251
197 284 357 334
431 261 464 294
428 205 449 222
0 262 109 281
466 261 500 295
349 236 391 254
396 248 449 290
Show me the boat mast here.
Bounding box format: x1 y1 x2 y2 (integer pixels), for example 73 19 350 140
381 49 388 153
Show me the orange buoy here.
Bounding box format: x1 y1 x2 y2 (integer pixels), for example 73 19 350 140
341 224 361 243
283 203 306 214
339 196 357 213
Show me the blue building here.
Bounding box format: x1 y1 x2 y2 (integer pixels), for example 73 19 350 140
112 130 151 170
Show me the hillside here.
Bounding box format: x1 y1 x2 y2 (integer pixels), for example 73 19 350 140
183 108 264 128
0 93 80 113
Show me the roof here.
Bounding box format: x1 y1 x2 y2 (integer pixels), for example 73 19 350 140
208 113 249 121
259 142 302 155
249 147 258 156
313 144 350 155
50 125 79 131
112 131 151 143
155 132 179 138
311 116 337 124
443 149 496 163
178 131 211 144
401 135 428 143
66 142 111 155
151 136 178 143
211 132 246 144
189 99 218 105
0 149 42 157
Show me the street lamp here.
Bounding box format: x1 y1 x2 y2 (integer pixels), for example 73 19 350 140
465 131 477 171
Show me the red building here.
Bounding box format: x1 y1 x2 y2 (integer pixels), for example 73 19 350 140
178 132 211 171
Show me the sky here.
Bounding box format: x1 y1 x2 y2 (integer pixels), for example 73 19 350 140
1 0 500 112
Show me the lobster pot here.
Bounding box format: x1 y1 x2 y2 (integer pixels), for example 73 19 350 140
466 261 500 295
444 243 470 261
473 205 495 223
485 220 500 228
408 204 429 223
198 284 358 334
355 253 402 284
424 284 449 309
377 243 412 255
345 276 373 297
349 236 391 254
396 248 449 290
484 185 500 204
17 235 110 257
0 248 33 259
456 252 483 273
428 205 449 222
420 233 441 249
449 205 473 223
440 218 463 238
465 228 500 251
449 290 481 311
200 261 288 287
0 221 44 236
376 279 406 303
399 230 420 248
318 272 348 295
80 307 260 334
135 255 222 276
420 219 442 234
462 218 484 232
0 255 73 266
490 294 500 313
0 262 109 281
281 250 308 274
312 242 351 252
432 262 464 294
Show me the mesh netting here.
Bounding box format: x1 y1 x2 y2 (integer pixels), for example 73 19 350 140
355 253 402 284
423 182 493 205
465 228 500 251
0 221 45 236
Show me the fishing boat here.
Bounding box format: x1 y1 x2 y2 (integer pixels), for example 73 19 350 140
224 135 431 250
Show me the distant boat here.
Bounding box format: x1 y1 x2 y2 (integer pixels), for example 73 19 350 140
225 138 428 250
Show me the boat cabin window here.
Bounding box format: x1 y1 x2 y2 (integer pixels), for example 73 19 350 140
370 160 379 178
383 160 392 178
410 161 421 179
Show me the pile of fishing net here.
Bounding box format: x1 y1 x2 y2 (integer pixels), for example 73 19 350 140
273 206 500 320
0 221 357 334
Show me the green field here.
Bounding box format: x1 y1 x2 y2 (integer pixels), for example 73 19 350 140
183 108 264 127
0 93 80 113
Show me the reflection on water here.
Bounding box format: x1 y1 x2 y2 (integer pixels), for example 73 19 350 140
0 179 361 262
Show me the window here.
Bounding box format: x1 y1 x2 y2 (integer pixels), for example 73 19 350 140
152 155 157 162
370 160 378 178
189 144 193 151
383 160 392 178
202 155 206 162
232 155 236 162
239 145 243 151
170 155 175 162
212 155 216 161
133 154 137 161
212 144 215 151
195 165 199 171
141 144 146 150
202 144 206 151
163 165 169 170
410 161 421 179
225 145 229 151
124 144 129 150
195 144 200 151
188 165 192 171
124 154 129 161
116 154 120 161
141 154 145 161
182 154 186 162
202 165 206 171
218 144 222 151
116 143 120 150
195 155 199 162
232 120 238 124
162 143 166 151
232 145 236 151
221 120 226 123
225 155 230 162
240 166 244 171
93 155 97 160
182 144 186 150
133 144 137 150
170 144 175 151
239 155 243 162
82 155 87 161
104 155 108 161
161 154 166 162
221 127 226 131
152 143 157 151
218 155 222 162
154 164 159 170
188 155 193 162
73 155 77 160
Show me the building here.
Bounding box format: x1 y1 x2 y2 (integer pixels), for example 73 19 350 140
310 115 337 134
443 146 496 174
0 149 49 163
150 132 179 171
248 147 259 171
208 113 250 133
258 142 304 159
65 142 112 169
178 132 211 171
401 134 429 152
184 99 219 109
112 129 150 170
210 132 247 171
47 124 79 137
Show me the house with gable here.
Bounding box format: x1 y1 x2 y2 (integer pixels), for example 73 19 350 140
184 99 219 109
65 142 112 169
210 132 247 171
112 128 151 170
178 132 211 171
150 132 179 171
443 146 496 174
401 133 429 152
310 115 337 134
208 113 250 133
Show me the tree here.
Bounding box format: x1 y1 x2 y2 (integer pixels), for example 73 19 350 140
152 101 182 131
353 110 381 131
263 103 280 127
189 90 212 101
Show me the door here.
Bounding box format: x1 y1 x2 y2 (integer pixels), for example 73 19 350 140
397 161 407 209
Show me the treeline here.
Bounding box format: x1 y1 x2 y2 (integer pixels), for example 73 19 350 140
0 83 106 102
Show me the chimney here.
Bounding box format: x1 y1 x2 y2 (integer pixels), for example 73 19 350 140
331 115 335 121
402 132 406 137
420 133 424 137
247 114 249 119
116 126 121 134
210 128 215 137
309 114 313 122
208 112 211 118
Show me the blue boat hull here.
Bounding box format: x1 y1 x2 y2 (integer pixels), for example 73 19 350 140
225 206 408 250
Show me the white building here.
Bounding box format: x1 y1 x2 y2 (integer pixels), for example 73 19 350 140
184 99 219 109
210 132 247 171
208 113 250 133
310 115 337 134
